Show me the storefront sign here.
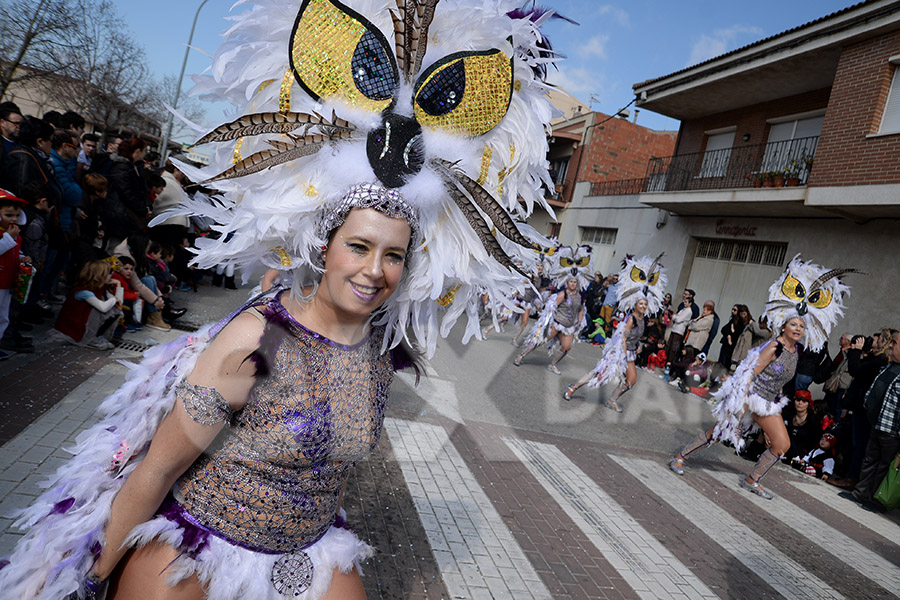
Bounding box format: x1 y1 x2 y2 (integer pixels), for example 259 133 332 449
715 219 758 237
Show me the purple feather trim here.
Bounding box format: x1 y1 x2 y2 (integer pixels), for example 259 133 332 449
50 497 76 516
158 497 211 559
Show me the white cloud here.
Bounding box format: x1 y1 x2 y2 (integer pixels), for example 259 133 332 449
546 66 617 108
578 35 609 60
595 5 630 27
687 25 764 66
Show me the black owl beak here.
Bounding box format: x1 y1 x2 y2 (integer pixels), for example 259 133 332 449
642 284 649 296
796 301 808 316
366 113 424 188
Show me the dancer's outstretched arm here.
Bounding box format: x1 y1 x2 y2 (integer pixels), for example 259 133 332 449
90 312 264 580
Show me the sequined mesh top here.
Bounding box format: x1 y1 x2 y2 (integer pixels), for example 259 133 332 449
624 316 644 353
554 292 583 329
176 297 393 553
750 342 798 401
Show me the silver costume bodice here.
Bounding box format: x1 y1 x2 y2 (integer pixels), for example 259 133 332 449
625 316 644 352
554 292 583 328
750 342 798 401
177 300 393 553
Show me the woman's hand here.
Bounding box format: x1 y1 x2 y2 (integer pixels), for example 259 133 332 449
154 298 164 310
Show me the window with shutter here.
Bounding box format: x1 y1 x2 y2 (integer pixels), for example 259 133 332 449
880 65 900 134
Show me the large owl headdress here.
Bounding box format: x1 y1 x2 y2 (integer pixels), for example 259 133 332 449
546 244 592 290
766 254 860 352
164 0 565 356
615 253 667 314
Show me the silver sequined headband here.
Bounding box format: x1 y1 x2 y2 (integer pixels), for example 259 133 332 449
316 183 421 247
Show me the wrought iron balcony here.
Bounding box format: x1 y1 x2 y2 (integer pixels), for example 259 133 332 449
589 136 819 196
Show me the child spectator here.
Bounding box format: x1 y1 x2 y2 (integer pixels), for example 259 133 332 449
0 189 30 359
110 256 141 331
796 433 837 481
18 182 50 320
644 339 668 371
146 241 176 292
54 259 122 350
147 173 166 204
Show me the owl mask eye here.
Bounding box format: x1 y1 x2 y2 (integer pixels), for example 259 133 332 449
559 257 575 268
414 48 514 137
648 271 660 285
630 266 647 283
575 256 591 267
781 274 806 301
807 288 833 309
290 0 398 112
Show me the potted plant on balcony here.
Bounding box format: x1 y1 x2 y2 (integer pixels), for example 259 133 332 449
784 159 801 186
745 172 765 188
766 170 785 187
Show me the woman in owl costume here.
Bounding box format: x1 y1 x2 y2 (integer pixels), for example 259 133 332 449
0 1 563 598
562 254 666 411
669 256 859 500
512 244 591 374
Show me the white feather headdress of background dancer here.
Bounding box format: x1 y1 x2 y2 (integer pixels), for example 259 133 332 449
157 0 572 356
546 244 593 290
764 254 861 352
614 253 667 315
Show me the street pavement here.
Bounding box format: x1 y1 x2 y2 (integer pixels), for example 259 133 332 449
1 283 899 599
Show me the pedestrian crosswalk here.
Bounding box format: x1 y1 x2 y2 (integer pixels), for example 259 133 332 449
385 417 900 600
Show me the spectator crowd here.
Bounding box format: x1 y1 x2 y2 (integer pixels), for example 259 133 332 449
0 101 235 360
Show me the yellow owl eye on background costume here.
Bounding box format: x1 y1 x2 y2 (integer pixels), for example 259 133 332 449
807 288 833 309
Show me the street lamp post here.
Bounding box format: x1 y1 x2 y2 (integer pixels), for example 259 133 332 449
159 0 210 161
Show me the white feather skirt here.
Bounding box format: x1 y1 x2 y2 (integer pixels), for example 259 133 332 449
710 344 788 451
122 508 372 600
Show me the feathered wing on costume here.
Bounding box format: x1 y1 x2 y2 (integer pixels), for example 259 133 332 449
0 324 220 598
587 319 627 388
523 295 556 346
710 342 768 451
586 255 667 387
154 0 565 358
765 254 860 352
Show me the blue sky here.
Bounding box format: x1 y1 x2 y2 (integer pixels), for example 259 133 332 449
112 0 857 134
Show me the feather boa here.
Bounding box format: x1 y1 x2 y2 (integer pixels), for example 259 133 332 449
0 292 276 599
710 341 790 452
524 297 556 346
587 319 628 388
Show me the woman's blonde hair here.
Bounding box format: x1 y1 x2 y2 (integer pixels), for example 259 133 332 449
77 260 111 290
873 328 900 358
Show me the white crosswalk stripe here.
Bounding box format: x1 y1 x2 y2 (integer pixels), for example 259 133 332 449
705 469 900 597
503 437 718 600
610 455 846 600
384 418 552 600
788 478 900 542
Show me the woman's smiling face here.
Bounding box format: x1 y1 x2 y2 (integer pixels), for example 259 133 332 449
318 207 411 322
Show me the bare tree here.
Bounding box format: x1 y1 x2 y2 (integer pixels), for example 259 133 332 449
43 1 161 136
0 0 82 98
147 74 209 146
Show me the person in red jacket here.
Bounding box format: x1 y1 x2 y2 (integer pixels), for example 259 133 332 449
0 188 30 360
54 259 122 349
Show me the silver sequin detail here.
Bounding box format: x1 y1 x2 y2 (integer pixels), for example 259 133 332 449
177 380 234 426
316 183 421 246
271 551 314 596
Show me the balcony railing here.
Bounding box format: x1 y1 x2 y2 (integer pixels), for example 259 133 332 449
590 136 819 196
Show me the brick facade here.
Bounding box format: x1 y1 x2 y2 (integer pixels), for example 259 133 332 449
811 29 900 187
677 88 832 155
574 117 677 183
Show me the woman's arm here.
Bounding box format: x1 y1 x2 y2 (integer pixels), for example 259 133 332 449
555 291 565 306
90 312 265 580
752 341 779 377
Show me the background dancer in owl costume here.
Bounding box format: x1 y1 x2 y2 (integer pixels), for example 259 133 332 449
563 254 666 411
513 244 591 374
0 1 564 598
669 256 859 499
509 259 550 347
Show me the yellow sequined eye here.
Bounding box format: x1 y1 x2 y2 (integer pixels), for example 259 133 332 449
575 256 591 267
648 271 660 286
807 288 833 309
290 0 397 112
413 49 513 137
559 257 574 268
541 247 557 256
630 266 647 283
781 274 806 301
